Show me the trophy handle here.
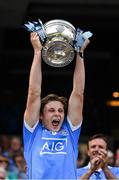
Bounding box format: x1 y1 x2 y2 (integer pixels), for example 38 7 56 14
74 28 93 52
37 19 47 43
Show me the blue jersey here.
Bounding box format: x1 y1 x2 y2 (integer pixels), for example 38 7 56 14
23 117 81 179
77 163 119 179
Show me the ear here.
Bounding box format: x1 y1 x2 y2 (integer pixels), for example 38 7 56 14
40 113 43 120
87 149 90 157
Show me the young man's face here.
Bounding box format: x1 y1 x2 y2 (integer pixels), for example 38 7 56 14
40 101 65 132
87 138 107 160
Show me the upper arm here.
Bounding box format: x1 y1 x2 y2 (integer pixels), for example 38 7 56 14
24 91 41 128
67 90 84 127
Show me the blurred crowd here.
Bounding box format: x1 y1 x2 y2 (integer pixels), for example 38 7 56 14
0 135 27 180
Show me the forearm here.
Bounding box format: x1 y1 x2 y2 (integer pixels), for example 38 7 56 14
29 49 42 93
79 169 93 180
73 35 90 95
73 53 85 94
68 52 85 125
103 167 118 179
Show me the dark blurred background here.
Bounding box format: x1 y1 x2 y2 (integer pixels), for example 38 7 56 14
0 0 119 147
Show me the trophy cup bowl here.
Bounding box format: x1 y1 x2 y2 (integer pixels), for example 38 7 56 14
42 19 76 67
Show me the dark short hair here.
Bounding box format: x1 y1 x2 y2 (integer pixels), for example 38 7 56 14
40 94 67 114
88 134 108 150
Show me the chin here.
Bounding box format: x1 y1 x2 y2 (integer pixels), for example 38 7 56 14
46 124 62 132
52 125 62 132
52 127 60 132
45 126 59 132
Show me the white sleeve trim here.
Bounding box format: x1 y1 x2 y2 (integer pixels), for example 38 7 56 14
67 116 82 131
24 119 39 133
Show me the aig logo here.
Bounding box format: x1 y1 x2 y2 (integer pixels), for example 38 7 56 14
40 138 67 155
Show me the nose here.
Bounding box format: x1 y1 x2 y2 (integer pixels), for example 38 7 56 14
95 146 100 152
54 109 63 117
95 145 99 150
93 146 101 155
55 111 60 116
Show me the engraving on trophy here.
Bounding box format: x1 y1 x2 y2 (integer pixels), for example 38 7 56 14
56 25 65 33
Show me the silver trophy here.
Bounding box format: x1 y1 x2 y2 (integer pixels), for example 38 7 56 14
24 19 93 67
42 19 76 67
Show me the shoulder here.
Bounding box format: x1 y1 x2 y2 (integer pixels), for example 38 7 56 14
77 165 89 177
24 119 41 133
108 166 119 170
108 165 119 169
108 166 119 176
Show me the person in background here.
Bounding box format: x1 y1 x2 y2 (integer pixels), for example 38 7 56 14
2 136 23 173
107 149 114 166
13 152 27 179
0 135 10 154
115 148 119 167
0 167 7 180
23 31 90 179
0 155 17 179
77 134 119 179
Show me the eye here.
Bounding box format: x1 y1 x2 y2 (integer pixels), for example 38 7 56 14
58 109 64 113
91 145 96 149
99 145 104 149
49 108 55 112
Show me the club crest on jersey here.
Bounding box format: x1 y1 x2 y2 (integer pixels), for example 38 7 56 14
60 129 68 136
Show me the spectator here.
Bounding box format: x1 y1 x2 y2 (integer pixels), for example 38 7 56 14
0 155 9 170
0 135 10 154
9 136 23 155
107 150 114 166
3 136 23 172
115 148 119 167
77 134 119 179
0 167 7 180
0 155 17 179
13 152 27 179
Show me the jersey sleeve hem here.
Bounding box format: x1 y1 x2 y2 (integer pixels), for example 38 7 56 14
67 116 82 131
24 119 39 133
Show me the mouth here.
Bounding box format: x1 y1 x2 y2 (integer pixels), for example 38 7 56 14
52 118 60 127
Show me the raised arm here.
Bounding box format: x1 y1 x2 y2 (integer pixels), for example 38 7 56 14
68 39 89 127
24 32 42 127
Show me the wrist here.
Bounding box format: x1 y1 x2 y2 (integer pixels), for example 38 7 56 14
88 168 95 175
34 48 42 55
102 165 108 171
78 51 84 59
